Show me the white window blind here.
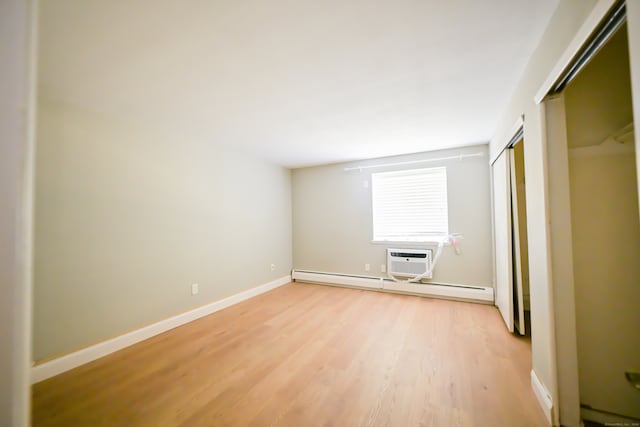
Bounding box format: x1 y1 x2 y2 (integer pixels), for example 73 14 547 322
371 167 448 242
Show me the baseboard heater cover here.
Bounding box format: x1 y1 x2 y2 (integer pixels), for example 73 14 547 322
291 270 494 303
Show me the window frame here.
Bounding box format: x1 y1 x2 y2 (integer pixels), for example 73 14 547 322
370 166 449 244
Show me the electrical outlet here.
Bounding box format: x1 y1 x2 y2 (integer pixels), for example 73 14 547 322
364 263 370 272
381 264 386 273
191 283 199 295
270 263 276 271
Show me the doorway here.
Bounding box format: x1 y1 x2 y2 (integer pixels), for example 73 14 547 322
563 23 640 422
545 21 640 423
510 138 530 335
491 125 530 336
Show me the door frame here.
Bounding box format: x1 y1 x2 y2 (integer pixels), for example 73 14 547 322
628 2 640 212
542 95 581 427
491 116 528 336
0 0 37 426
535 0 640 425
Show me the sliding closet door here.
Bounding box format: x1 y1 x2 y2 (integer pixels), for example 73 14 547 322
492 151 514 332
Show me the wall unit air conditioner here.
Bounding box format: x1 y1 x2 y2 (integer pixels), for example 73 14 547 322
387 248 433 279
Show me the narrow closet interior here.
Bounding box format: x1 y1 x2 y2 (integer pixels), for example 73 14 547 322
562 22 640 421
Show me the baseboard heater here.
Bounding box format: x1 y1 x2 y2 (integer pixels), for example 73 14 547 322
291 270 494 303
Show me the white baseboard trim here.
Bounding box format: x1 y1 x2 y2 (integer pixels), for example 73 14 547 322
531 369 554 425
581 407 640 425
31 275 291 384
292 270 494 303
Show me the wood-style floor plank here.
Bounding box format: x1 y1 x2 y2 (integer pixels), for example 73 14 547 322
32 283 547 426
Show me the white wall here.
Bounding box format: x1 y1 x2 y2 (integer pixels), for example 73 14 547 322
33 100 292 361
292 145 493 287
488 0 600 419
0 0 35 425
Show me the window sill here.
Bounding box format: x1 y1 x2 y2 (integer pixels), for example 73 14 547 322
371 238 448 245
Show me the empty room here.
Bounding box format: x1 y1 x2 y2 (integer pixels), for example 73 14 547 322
2 0 640 426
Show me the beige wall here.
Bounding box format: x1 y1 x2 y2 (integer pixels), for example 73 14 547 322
568 149 640 418
34 100 292 361
292 145 493 287
488 0 600 417
0 0 35 426
564 26 633 148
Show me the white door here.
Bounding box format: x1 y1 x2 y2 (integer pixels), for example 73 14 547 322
492 151 514 332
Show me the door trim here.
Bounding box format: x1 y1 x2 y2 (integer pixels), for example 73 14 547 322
543 95 581 427
535 0 618 103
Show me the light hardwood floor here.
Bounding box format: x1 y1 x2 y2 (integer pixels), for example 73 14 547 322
32 282 547 426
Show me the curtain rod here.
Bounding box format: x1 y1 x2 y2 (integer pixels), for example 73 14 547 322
343 152 484 172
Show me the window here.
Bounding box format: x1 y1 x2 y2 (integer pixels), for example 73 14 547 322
371 167 448 242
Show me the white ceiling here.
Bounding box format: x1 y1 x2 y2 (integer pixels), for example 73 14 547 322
38 0 559 168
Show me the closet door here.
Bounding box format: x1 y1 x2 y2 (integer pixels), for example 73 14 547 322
492 151 514 332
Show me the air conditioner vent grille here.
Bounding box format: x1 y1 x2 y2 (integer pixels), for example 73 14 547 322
391 261 426 275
